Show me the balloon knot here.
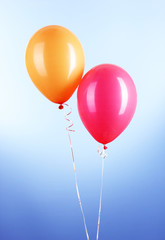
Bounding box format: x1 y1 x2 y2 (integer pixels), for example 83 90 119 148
104 145 107 150
59 104 64 110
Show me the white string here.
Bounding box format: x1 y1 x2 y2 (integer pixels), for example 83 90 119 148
96 146 107 240
63 104 90 240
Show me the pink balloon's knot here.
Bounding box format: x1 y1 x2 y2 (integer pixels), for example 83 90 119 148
59 104 64 110
104 145 108 150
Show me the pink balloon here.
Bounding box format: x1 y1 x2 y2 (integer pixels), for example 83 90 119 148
77 64 137 145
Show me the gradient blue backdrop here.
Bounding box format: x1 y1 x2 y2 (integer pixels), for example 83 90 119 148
0 0 165 239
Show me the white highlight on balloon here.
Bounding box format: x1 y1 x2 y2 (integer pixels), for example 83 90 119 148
87 82 97 113
118 77 128 115
67 43 76 78
33 42 47 77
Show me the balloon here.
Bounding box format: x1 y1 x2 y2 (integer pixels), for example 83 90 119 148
77 64 137 144
25 25 85 104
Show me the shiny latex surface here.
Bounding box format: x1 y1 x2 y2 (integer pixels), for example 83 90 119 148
77 64 137 144
25 25 85 104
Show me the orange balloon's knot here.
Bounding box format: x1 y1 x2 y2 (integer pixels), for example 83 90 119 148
104 145 108 150
59 104 64 110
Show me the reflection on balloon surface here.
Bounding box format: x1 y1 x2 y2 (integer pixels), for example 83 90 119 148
118 77 128 115
33 42 47 77
87 82 97 113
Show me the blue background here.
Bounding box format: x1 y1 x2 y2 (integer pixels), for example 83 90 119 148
0 0 165 239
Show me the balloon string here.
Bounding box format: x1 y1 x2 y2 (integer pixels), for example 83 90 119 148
63 103 90 240
96 146 107 240
63 103 75 132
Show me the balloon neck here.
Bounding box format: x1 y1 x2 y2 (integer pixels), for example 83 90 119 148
103 145 107 150
58 104 64 110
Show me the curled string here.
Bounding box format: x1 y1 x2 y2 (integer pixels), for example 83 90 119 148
62 103 90 240
96 145 107 240
63 103 75 132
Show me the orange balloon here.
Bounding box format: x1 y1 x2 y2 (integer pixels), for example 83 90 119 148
25 25 85 104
